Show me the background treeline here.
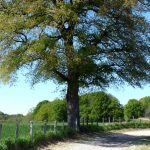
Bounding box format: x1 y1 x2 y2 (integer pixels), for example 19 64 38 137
27 92 150 122
0 112 24 122
0 92 150 122
31 92 124 122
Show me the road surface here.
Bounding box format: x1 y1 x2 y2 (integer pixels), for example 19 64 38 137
39 129 150 150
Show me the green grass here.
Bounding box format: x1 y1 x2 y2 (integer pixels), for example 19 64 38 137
1 123 53 140
0 122 74 150
80 122 150 132
0 121 150 150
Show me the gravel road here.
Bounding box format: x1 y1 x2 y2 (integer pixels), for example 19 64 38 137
39 129 150 150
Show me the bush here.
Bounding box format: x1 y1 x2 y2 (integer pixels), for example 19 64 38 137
15 138 33 150
0 142 8 150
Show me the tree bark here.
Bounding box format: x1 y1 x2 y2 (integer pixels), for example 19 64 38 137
66 77 80 130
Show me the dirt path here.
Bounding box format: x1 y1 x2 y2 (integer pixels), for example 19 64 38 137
39 129 150 150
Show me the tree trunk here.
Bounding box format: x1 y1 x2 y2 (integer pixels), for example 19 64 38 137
66 78 80 130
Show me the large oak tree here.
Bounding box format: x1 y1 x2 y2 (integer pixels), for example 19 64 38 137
0 0 149 129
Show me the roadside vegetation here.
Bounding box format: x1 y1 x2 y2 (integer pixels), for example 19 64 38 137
29 92 150 123
0 124 75 150
0 121 150 150
0 92 149 150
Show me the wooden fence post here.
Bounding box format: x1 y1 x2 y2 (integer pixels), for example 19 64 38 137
113 117 115 123
16 120 19 138
29 121 33 138
108 117 111 123
54 120 57 133
119 117 121 124
63 120 65 129
132 116 134 120
102 118 104 124
0 124 2 139
43 121 47 136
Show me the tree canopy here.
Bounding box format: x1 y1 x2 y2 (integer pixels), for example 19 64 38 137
32 91 123 122
33 100 49 116
0 0 149 129
140 96 150 117
33 99 67 121
80 92 123 121
124 99 144 121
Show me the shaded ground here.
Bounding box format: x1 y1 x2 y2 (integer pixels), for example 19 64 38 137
39 129 150 150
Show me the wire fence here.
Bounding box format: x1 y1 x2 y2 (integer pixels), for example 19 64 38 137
0 117 150 140
0 120 68 140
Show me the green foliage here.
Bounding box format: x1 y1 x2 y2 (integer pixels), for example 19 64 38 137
108 95 124 120
51 99 67 122
33 102 53 121
33 99 67 122
0 112 24 123
124 99 144 121
81 122 150 133
80 92 124 121
90 92 112 120
79 93 92 120
0 0 149 87
0 0 149 129
139 96 150 117
33 100 49 116
0 122 75 150
0 142 7 150
34 92 123 122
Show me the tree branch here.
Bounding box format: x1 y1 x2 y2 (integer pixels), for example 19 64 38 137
15 31 28 43
53 69 69 81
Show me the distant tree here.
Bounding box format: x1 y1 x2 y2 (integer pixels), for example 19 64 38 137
90 92 111 121
80 92 123 122
139 96 150 117
5 114 24 122
33 100 49 116
108 95 124 120
79 93 92 121
0 0 149 129
51 99 67 121
33 99 67 121
124 99 144 121
34 102 53 121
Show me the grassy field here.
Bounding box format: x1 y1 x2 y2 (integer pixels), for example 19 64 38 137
0 122 66 140
0 122 71 150
1 120 150 140
0 121 150 150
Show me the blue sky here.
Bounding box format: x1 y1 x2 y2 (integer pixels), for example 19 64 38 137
0 76 149 115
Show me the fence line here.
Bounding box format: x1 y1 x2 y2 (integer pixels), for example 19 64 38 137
0 117 149 140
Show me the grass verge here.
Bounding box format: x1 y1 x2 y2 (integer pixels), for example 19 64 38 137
0 127 75 150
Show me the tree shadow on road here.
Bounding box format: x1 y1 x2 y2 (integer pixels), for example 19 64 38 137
73 132 150 148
